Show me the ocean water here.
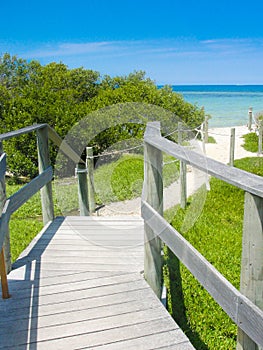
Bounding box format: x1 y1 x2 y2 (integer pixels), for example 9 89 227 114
172 85 263 128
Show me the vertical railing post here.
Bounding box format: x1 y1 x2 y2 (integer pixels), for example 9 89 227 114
237 192 263 350
203 115 209 143
77 163 89 216
0 142 11 274
143 122 163 299
248 107 253 131
178 122 187 209
86 147 95 214
0 149 10 298
258 121 263 156
229 128 235 167
37 126 54 225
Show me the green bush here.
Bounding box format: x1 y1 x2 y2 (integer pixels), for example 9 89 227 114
0 54 205 179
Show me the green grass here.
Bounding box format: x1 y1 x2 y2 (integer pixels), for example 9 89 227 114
6 185 44 262
7 154 261 349
242 132 258 152
94 153 179 204
7 152 179 261
163 157 263 349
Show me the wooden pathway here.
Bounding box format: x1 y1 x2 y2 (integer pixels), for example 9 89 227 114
0 216 194 349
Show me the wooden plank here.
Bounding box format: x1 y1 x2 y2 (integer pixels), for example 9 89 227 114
142 200 263 347
77 162 89 215
0 148 11 273
37 127 54 224
237 192 263 349
47 125 84 165
144 124 263 198
0 153 6 179
0 317 184 349
0 124 47 141
0 215 194 349
0 247 10 298
5 166 53 217
144 121 163 299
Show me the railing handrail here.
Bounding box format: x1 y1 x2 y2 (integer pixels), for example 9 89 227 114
0 123 84 299
144 123 263 198
141 200 263 347
142 121 263 349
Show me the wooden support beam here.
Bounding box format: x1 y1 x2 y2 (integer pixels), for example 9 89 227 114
86 147 95 214
143 122 163 299
0 147 11 274
0 247 10 299
37 127 54 225
77 163 89 216
229 127 235 167
237 192 263 350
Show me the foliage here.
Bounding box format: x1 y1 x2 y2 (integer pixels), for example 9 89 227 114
242 132 258 153
163 157 263 349
0 53 205 179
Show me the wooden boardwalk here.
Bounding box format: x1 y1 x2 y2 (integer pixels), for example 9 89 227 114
0 216 194 349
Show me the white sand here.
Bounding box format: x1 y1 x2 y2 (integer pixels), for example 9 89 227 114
97 125 258 216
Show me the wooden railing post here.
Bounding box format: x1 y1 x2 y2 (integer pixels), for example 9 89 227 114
258 121 263 156
229 128 235 167
37 126 54 225
248 107 253 131
178 122 187 209
77 163 89 216
143 122 163 299
86 147 95 214
203 115 209 143
237 192 263 350
0 143 11 275
0 148 10 298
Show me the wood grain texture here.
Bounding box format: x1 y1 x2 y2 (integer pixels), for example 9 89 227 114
0 124 47 141
0 216 194 349
144 124 263 198
142 200 263 348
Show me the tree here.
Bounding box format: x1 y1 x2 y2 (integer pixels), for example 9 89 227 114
0 54 205 179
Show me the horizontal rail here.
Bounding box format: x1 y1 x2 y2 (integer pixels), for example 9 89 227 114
0 124 47 141
0 166 53 252
47 126 84 165
6 166 53 216
144 130 263 198
141 200 263 347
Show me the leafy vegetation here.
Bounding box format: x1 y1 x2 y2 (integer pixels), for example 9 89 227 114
0 53 205 179
163 157 263 349
242 132 258 152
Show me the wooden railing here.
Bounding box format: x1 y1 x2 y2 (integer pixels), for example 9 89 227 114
0 124 83 299
142 122 263 350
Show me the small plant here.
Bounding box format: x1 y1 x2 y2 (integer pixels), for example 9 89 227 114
242 133 258 153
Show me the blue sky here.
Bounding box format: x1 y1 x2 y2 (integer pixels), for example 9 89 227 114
1 0 263 84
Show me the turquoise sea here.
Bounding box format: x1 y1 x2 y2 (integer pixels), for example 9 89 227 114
171 85 263 128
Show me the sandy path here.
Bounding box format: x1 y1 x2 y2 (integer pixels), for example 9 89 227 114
97 125 257 216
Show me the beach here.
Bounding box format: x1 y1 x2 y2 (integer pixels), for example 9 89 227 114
98 124 258 216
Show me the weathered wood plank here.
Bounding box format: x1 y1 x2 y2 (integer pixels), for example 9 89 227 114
0 153 6 179
5 166 53 217
37 127 54 224
144 126 263 198
0 317 182 349
143 121 163 299
142 200 263 347
47 125 84 164
0 149 11 273
237 192 263 349
0 215 194 349
0 124 47 141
